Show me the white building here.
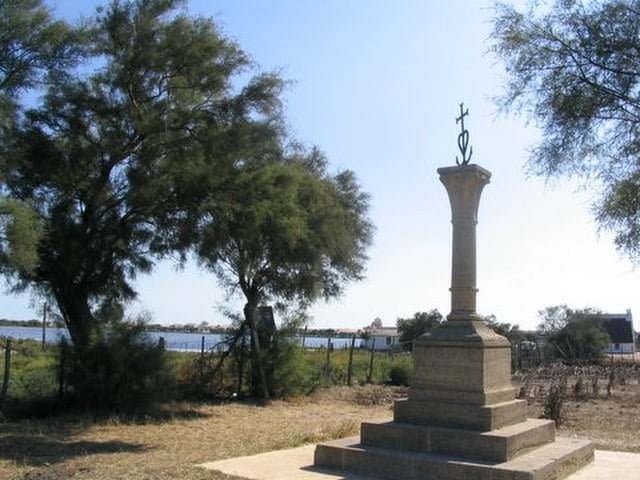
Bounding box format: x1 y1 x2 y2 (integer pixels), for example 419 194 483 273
582 310 635 354
597 310 635 354
362 327 399 351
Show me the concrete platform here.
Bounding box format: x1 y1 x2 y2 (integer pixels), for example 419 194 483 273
198 443 640 480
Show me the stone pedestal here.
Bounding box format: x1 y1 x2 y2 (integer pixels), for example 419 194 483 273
313 163 594 479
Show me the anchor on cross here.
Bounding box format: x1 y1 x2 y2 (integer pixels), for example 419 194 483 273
455 102 473 166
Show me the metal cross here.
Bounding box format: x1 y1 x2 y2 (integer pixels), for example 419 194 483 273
455 102 473 165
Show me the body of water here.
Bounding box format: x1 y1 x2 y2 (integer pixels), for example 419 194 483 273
0 325 362 351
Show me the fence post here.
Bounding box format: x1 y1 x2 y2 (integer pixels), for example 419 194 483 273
237 334 246 397
58 343 65 400
2 339 11 406
42 302 48 350
347 335 356 386
324 336 332 377
200 335 205 386
367 337 376 383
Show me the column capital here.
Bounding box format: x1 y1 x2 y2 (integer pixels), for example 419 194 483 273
438 164 491 223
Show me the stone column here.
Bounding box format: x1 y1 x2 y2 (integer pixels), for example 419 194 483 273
402 162 523 432
437 164 491 321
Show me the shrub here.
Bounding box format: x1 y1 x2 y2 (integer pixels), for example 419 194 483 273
543 377 567 427
0 339 59 418
63 321 175 412
269 342 317 397
388 359 412 386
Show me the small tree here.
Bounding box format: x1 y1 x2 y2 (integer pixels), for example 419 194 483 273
196 149 373 402
537 305 601 337
549 319 610 362
396 310 443 346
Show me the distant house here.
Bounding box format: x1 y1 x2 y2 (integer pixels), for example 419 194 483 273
587 310 635 355
362 327 399 351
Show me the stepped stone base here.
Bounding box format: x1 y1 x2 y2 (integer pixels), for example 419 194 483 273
313 306 594 478
394 397 528 432
361 418 555 462
315 435 594 480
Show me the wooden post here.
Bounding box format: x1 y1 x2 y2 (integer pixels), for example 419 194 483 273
158 336 165 349
2 339 11 406
367 337 376 383
347 335 356 386
42 302 48 350
237 333 246 397
200 335 205 385
301 325 307 348
324 336 332 377
58 343 65 400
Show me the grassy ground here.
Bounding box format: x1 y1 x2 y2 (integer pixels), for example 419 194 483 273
0 386 397 480
4 342 640 479
2 382 640 479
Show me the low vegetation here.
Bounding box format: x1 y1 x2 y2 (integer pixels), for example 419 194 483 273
1 338 412 419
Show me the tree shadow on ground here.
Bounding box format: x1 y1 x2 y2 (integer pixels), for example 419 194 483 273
0 434 149 467
0 404 216 474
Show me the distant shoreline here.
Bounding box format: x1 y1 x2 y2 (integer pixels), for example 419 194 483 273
0 319 360 338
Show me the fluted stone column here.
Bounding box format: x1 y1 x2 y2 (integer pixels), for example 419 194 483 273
438 164 490 321
398 163 525 431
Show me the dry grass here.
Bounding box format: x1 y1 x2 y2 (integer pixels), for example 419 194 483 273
0 387 394 480
526 386 640 452
3 381 640 480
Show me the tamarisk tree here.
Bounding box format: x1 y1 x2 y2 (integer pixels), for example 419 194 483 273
196 148 373 402
0 0 284 350
491 0 640 261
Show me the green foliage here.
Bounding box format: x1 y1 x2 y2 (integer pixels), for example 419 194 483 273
303 348 412 387
198 152 373 308
537 305 601 336
0 339 59 418
396 310 443 345
549 319 611 362
267 341 316 397
0 198 43 274
0 0 285 352
388 357 413 386
62 321 175 412
0 0 76 278
0 0 80 115
491 0 640 261
196 148 372 402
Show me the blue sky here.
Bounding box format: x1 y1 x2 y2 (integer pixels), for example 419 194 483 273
2 0 639 331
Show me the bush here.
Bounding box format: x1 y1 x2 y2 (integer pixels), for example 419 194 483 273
389 365 413 387
269 342 317 397
549 320 610 362
543 378 567 427
0 339 59 418
63 321 175 412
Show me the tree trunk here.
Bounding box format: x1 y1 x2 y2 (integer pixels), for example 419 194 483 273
244 302 270 404
53 287 100 350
